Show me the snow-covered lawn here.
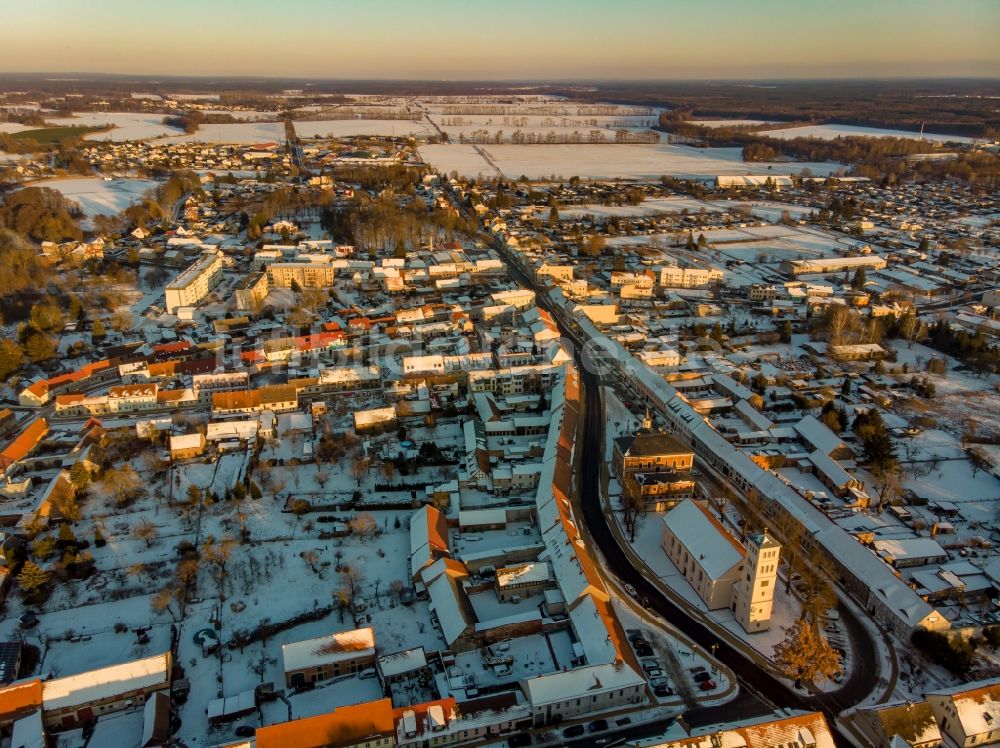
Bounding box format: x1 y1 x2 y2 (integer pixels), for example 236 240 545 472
420 143 840 181
762 123 974 145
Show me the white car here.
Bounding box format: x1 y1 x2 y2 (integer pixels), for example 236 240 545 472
624 583 638 597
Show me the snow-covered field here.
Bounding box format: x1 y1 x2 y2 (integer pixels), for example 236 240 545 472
293 119 433 138
558 197 727 220
46 112 185 142
688 119 778 128
420 143 840 180
25 176 157 224
159 121 287 145
0 122 36 133
762 123 975 144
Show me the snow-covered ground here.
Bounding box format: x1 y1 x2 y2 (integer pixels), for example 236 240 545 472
558 196 728 221
688 119 778 128
293 119 433 138
420 143 840 180
23 176 157 225
159 122 287 145
762 123 975 144
0 122 37 133
45 112 185 142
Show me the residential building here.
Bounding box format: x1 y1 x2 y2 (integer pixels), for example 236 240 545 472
165 251 223 313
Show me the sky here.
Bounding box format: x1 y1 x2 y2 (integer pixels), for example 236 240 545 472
2 0 998 80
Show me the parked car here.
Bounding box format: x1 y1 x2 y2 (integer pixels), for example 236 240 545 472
698 679 717 691
635 644 654 657
234 725 256 738
615 717 632 727
645 668 664 679
693 671 713 682
588 719 608 733
689 665 706 674
563 725 585 739
623 583 638 597
654 684 673 697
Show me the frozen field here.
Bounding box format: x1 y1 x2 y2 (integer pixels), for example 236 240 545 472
420 143 839 180
293 118 433 138
762 123 974 144
46 112 185 142
26 177 156 224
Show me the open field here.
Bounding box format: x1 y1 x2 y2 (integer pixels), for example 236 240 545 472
420 142 840 180
25 176 157 224
7 125 108 145
46 112 185 142
688 119 778 128
294 118 434 138
762 123 976 144
159 121 287 144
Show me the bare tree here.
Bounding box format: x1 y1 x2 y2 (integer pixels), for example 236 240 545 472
132 519 158 548
247 645 276 683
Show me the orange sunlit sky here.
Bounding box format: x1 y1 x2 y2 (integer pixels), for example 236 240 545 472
2 0 998 79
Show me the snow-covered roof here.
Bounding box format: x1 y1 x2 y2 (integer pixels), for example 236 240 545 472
281 628 375 674
873 537 948 564
661 499 745 580
794 415 847 456
377 647 427 679
521 663 644 707
427 574 474 647
928 676 1000 739
42 652 170 712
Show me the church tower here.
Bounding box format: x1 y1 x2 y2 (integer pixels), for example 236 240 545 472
734 528 781 633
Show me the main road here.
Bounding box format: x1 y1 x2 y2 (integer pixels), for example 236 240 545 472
480 228 872 747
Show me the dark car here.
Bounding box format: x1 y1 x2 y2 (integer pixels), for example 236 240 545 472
654 684 673 697
693 671 713 682
588 719 609 733
562 725 586 739
635 644 654 657
508 733 532 747
234 725 256 738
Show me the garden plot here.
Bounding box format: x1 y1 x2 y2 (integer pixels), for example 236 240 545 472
25 177 157 226
420 143 839 181
46 112 185 142
762 123 974 145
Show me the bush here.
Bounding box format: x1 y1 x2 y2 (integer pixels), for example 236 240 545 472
983 625 1000 648
912 628 974 675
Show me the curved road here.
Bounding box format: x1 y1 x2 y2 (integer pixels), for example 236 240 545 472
487 239 870 747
